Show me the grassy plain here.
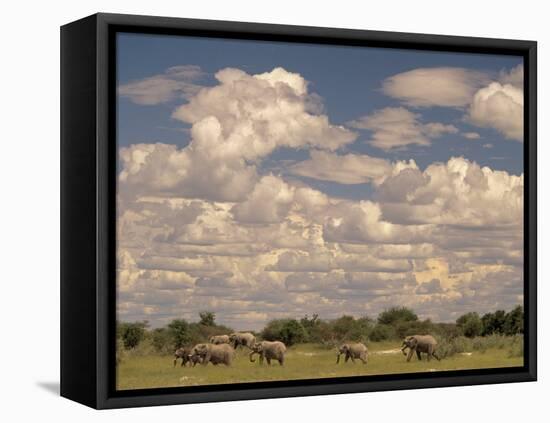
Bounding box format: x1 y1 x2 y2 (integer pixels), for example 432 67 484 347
116 341 523 390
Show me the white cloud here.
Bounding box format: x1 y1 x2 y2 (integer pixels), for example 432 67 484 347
468 82 523 141
499 64 524 88
172 67 357 159
289 150 414 185
232 175 295 223
118 65 204 105
349 107 458 150
116 65 524 329
378 156 524 227
119 67 357 202
462 132 481 140
381 67 489 107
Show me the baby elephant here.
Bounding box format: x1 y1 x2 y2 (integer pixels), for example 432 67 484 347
190 343 235 366
336 343 368 364
401 335 440 362
249 341 286 365
209 334 230 345
173 347 192 367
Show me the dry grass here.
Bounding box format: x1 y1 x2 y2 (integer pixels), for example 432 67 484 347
116 342 523 390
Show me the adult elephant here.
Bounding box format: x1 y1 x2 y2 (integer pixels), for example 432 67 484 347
249 341 286 366
190 343 235 366
229 332 256 349
336 343 368 364
209 334 230 345
401 335 440 362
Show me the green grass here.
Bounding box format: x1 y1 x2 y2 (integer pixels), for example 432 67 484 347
116 342 523 390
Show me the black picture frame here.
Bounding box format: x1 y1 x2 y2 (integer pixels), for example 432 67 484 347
60 12 537 409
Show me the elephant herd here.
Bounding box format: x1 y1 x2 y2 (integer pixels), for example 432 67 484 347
173 333 441 368
173 332 287 367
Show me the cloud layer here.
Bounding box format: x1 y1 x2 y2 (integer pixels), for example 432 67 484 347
117 65 524 330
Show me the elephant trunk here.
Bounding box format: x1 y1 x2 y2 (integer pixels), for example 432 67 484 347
249 351 257 362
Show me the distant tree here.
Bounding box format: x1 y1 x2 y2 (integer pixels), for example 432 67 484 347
481 310 507 335
503 306 524 335
377 307 418 325
369 324 396 342
456 312 483 338
261 319 307 346
119 321 148 349
199 311 216 326
168 319 191 348
151 328 172 353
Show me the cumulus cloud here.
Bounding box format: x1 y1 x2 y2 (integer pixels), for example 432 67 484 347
349 107 458 150
119 67 356 202
381 67 489 107
118 65 204 105
468 82 523 141
378 156 524 227
290 150 390 184
499 64 524 88
172 67 357 158
116 65 524 329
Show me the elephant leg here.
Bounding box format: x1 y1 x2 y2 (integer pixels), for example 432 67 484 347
416 350 422 361
278 357 284 366
336 353 340 364
267 357 272 365
345 355 350 363
259 354 264 365
407 349 414 362
174 358 177 367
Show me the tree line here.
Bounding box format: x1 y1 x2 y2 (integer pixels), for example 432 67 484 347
117 306 524 354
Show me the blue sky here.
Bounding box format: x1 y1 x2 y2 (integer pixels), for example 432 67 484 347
117 32 523 181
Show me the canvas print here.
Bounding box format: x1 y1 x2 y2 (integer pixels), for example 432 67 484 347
115 33 525 391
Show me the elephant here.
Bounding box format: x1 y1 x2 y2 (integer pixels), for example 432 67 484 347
173 346 192 367
249 341 286 366
336 343 368 364
189 343 235 366
229 332 256 349
209 334 230 345
401 335 440 362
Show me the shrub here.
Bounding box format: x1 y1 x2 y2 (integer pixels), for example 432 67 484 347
198 311 216 326
167 319 191 349
377 307 418 325
503 306 524 335
261 319 307 346
507 335 524 357
436 336 473 359
369 324 396 342
118 321 148 349
456 312 483 338
151 328 173 354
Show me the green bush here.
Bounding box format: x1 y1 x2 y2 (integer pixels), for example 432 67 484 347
456 312 483 338
369 324 396 342
167 319 191 349
436 336 473 359
151 328 173 354
118 321 148 349
261 319 307 346
378 307 418 325
503 306 524 335
507 335 524 357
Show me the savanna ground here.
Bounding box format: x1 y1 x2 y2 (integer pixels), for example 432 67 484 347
116 341 523 390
